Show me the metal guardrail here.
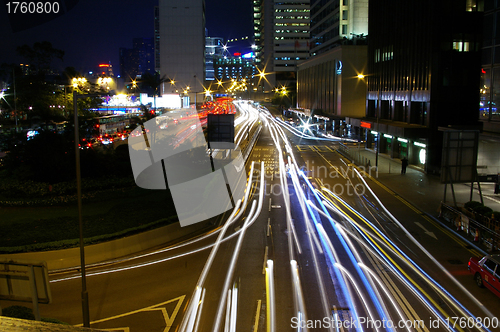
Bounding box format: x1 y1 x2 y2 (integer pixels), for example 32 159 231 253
439 202 500 252
338 142 374 168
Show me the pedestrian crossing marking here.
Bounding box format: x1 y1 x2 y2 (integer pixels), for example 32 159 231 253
296 145 335 152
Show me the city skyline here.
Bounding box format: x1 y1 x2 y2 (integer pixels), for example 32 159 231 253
0 0 253 76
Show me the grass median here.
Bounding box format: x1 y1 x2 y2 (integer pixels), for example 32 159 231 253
0 185 178 253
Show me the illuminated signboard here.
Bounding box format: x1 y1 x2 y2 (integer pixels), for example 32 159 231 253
99 64 110 67
360 121 371 129
234 52 242 56
336 60 342 75
242 52 254 59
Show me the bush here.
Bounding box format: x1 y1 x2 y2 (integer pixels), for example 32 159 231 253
474 205 493 217
492 211 500 220
1 305 69 324
465 201 483 211
2 305 35 320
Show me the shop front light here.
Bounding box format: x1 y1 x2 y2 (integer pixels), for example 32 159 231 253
414 142 426 148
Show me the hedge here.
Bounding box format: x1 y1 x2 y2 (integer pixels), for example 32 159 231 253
0 216 177 254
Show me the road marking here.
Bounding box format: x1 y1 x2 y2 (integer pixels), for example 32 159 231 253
80 295 185 332
415 222 438 240
267 218 271 237
344 158 484 257
262 246 269 274
253 299 262 332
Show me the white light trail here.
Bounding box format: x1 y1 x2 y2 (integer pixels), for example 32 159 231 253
266 260 276 332
212 162 265 332
352 167 496 323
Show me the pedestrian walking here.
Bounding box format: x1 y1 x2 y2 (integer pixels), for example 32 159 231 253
401 157 408 174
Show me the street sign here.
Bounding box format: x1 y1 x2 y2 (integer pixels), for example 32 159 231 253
207 114 235 149
0 259 52 321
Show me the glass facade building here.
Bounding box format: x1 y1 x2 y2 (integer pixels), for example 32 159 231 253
481 0 500 133
361 0 483 173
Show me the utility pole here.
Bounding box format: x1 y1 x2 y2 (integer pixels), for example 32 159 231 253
13 68 18 133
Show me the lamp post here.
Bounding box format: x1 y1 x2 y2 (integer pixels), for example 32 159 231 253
73 90 90 328
73 90 107 328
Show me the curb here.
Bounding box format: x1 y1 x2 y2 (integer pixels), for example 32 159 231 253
0 219 213 271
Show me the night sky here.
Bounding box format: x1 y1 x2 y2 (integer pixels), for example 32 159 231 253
0 0 253 76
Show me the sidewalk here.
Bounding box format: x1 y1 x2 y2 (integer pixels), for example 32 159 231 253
341 147 500 254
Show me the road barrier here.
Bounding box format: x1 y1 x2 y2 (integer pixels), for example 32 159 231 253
439 202 500 252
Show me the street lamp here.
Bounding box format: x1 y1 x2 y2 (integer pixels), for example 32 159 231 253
72 90 90 328
73 90 107 327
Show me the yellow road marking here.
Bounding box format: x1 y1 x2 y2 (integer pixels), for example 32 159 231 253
253 299 262 332
77 295 185 332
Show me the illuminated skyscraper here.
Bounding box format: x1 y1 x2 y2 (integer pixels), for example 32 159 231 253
310 0 368 56
254 0 310 90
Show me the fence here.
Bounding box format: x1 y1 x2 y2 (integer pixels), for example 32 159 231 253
338 142 380 172
439 202 500 252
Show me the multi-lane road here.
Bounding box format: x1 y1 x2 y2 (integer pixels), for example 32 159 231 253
11 101 499 332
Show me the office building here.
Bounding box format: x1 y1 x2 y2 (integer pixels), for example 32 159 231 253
297 45 367 125
254 0 310 90
346 0 483 174
214 53 256 81
158 0 206 104
296 0 368 128
206 35 224 81
154 6 161 73
479 0 500 175
119 38 155 81
310 0 368 56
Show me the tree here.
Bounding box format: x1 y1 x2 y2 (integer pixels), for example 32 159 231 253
16 41 64 74
139 72 170 112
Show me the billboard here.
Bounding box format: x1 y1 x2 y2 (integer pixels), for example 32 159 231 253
207 114 235 149
440 129 479 183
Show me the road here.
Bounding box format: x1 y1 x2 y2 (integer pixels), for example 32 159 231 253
4 102 499 332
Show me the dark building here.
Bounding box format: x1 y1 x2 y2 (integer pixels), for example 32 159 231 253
119 38 155 81
119 47 139 81
481 0 500 133
154 6 160 73
478 0 500 175
349 0 484 174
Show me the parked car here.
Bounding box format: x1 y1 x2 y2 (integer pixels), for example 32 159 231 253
468 254 500 297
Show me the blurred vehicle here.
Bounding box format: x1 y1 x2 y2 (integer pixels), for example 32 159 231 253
100 134 114 145
113 132 127 141
468 254 500 297
79 138 93 150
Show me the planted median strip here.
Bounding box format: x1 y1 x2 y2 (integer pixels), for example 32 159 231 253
0 182 178 254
